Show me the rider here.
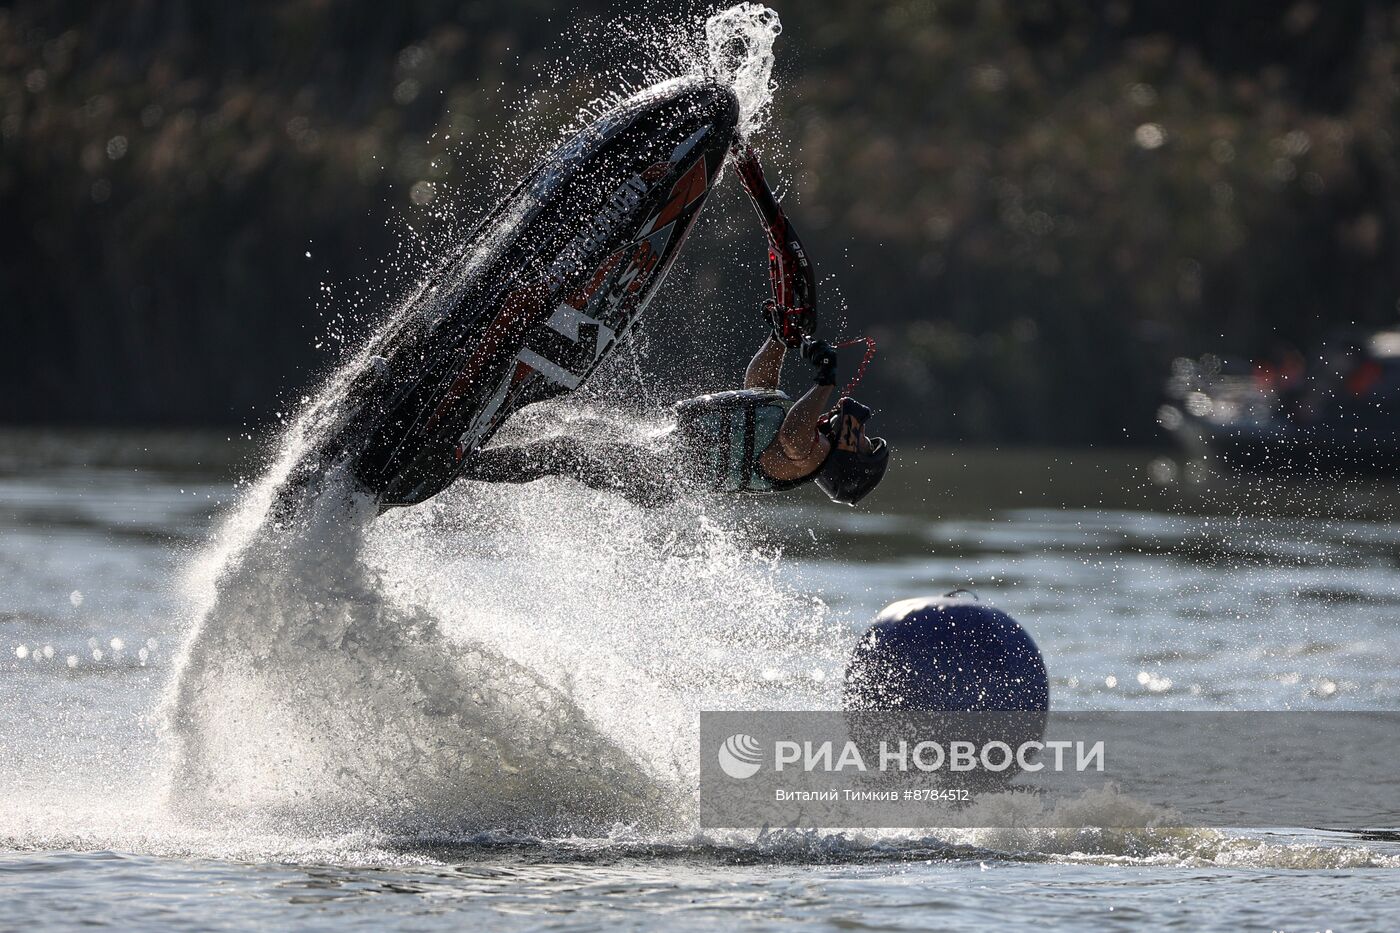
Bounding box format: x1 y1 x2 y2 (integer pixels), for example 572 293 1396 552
457 147 890 507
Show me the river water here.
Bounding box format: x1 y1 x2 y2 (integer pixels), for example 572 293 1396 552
2 428 1398 931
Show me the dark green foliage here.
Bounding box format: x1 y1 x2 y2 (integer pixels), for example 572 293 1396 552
3 1 1398 442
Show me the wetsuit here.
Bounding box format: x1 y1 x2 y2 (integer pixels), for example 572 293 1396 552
460 389 819 505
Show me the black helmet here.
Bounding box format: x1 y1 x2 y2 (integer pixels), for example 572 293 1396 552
815 397 890 505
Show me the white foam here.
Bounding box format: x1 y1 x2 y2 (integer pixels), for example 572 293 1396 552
155 5 801 838
705 3 783 138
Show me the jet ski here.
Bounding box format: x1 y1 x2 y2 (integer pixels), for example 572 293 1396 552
283 77 739 510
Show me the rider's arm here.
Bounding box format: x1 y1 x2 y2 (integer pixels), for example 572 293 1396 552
775 382 835 461
743 334 786 389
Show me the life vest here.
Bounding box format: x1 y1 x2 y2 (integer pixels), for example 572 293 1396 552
671 389 813 493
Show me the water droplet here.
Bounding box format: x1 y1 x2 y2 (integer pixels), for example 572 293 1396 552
1134 123 1166 150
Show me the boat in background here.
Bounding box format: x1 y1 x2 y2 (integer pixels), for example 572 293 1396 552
1159 330 1400 476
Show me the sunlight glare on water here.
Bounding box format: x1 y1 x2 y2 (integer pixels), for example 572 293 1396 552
2 434 1400 929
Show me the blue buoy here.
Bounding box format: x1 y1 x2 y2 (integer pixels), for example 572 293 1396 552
842 594 1049 712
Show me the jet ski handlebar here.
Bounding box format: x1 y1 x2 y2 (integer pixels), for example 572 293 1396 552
731 145 818 348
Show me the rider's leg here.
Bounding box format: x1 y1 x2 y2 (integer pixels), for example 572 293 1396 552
462 436 678 507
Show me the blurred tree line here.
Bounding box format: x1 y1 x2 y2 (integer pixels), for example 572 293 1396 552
3 0 1399 443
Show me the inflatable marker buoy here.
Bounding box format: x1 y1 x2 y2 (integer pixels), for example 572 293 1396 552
842 593 1049 713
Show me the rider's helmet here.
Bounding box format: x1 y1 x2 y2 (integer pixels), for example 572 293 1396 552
814 397 890 505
